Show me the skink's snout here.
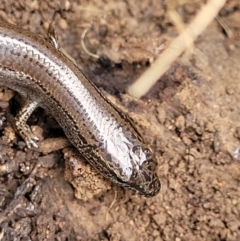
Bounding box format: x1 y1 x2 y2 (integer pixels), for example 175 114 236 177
128 145 161 197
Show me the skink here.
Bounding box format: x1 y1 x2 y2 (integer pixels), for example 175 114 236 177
0 21 160 196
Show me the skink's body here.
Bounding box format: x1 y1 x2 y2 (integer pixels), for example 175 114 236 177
0 21 160 196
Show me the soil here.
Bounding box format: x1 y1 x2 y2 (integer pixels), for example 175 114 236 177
0 0 240 240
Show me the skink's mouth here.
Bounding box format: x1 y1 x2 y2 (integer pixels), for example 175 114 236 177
138 177 161 197
117 174 161 197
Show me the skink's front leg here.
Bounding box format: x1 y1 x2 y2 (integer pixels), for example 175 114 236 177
14 98 40 148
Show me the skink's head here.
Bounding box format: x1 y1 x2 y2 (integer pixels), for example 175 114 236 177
125 145 161 197
104 137 161 197
89 121 161 197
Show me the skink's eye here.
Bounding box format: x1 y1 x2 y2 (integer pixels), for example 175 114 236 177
145 148 153 159
142 146 153 160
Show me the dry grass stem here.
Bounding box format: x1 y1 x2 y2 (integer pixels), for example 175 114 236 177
127 0 227 98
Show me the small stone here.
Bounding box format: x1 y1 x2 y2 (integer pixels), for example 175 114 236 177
38 137 70 154
205 122 215 132
203 202 214 209
227 219 240 231
153 213 166 226
152 229 160 237
157 107 166 124
59 18 68 30
182 136 192 145
175 115 185 132
209 218 225 228
154 236 163 241
64 0 70 10
39 153 59 168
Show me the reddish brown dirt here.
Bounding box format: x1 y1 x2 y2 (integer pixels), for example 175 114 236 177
0 0 240 240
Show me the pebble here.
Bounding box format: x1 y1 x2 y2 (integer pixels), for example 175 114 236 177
175 115 185 132
227 219 240 231
153 213 166 226
59 18 68 30
152 229 160 237
38 137 70 154
38 153 59 168
157 107 166 124
209 218 225 228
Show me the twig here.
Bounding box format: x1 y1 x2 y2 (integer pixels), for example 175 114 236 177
81 28 100 59
127 0 227 98
105 189 117 221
